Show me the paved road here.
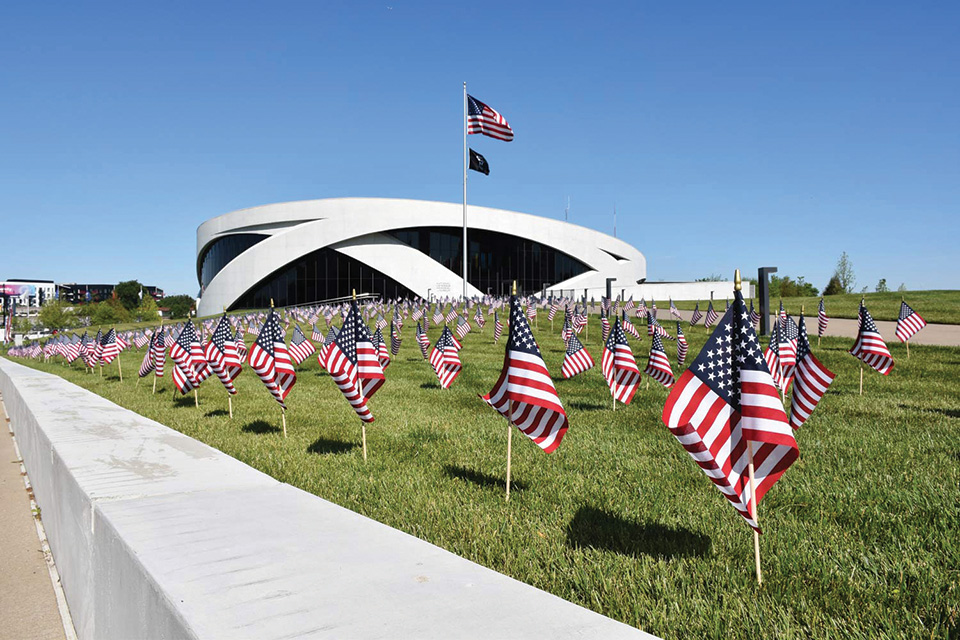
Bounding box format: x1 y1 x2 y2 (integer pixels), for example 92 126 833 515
0 394 69 640
602 309 960 347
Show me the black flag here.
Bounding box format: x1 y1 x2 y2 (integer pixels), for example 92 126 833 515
469 148 490 175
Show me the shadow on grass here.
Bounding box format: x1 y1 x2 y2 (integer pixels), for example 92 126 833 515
567 400 608 412
443 464 527 493
242 420 281 434
898 403 960 419
421 382 440 390
307 437 358 455
205 409 228 418
172 396 197 408
565 506 711 559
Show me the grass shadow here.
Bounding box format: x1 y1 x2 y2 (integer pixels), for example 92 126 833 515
172 396 197 408
242 420 281 434
307 437 358 455
205 409 228 418
567 400 608 412
898 403 960 419
421 382 440 390
566 506 711 559
443 464 527 493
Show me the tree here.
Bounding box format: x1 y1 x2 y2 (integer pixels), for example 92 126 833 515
876 279 889 293
834 252 856 294
165 295 195 319
823 275 844 296
137 295 159 321
38 301 77 332
114 280 143 311
897 283 907 293
91 299 131 326
769 275 819 298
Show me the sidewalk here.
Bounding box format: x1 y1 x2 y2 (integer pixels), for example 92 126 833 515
0 392 71 640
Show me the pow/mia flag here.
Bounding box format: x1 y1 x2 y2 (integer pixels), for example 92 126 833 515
469 148 490 175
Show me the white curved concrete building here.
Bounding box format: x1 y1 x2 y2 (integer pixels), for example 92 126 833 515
196 198 646 315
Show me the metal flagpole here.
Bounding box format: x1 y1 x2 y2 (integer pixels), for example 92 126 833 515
463 82 468 302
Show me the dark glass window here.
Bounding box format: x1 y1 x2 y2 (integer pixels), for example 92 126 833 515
232 247 415 310
386 227 589 296
198 234 268 290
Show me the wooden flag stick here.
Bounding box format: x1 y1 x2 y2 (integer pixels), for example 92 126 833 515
228 394 233 419
282 407 287 438
859 362 864 395
747 440 762 585
905 339 910 359
117 354 123 383
361 424 367 460
505 420 513 501
194 388 199 407
152 373 157 394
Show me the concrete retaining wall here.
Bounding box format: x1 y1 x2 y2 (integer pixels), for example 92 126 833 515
0 357 654 640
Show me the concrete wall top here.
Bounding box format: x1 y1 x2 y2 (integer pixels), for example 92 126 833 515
0 357 656 640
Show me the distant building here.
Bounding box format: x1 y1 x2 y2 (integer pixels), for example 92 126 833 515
58 283 164 305
0 279 56 310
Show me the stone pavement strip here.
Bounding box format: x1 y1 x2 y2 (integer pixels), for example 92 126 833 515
0 393 73 640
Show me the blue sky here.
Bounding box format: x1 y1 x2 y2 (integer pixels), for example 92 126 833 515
2 1 957 296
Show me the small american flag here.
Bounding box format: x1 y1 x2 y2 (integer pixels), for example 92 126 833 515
790 314 835 428
560 317 573 344
602 318 641 405
493 311 504 343
764 322 792 392
669 298 682 321
817 298 828 337
622 311 641 341
474 306 486 328
416 322 430 359
390 320 402 357
430 326 462 389
153 328 167 377
601 313 611 343
323 303 376 422
312 324 324 343
690 302 703 326
644 333 675 388
749 300 761 328
289 324 316 365
560 331 594 380
676 323 688 366
248 311 297 407
372 327 390 370
482 295 568 453
99 328 119 365
895 300 926 342
850 302 894 375
662 289 798 532
317 326 340 369
445 306 458 324
456 315 472 340
206 314 242 394
467 94 514 142
704 301 719 328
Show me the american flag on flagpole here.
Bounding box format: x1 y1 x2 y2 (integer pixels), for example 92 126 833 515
662 288 799 532
895 300 926 342
481 294 568 453
467 94 514 142
790 314 835 429
850 302 894 375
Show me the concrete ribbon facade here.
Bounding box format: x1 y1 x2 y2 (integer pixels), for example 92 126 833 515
196 198 648 316
0 357 655 640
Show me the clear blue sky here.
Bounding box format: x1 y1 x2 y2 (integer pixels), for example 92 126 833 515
2 1 957 297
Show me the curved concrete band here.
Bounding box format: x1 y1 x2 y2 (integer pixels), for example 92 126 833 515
0 357 655 640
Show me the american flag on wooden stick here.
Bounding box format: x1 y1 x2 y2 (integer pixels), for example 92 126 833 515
669 298 682 321
430 326 462 389
895 300 926 342
248 311 296 407
416 322 430 359
100 328 120 365
560 331 594 379
817 298 828 337
690 302 703 326
602 317 641 405
850 302 894 375
662 289 799 532
289 324 316 365
644 333 675 388
372 327 390 370
390 320 402 357
206 314 242 394
317 325 339 369
790 314 835 428
493 311 504 343
676 322 688 366
481 295 568 453
704 301 719 328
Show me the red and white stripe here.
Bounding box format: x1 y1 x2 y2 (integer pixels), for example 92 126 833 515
601 342 641 404
561 345 594 379
789 352 835 428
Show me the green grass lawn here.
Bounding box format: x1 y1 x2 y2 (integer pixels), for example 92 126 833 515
8 316 959 639
669 290 960 325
